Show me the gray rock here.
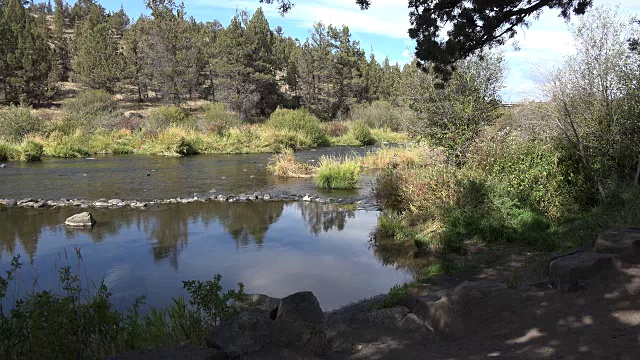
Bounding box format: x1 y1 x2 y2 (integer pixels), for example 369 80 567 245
106 345 226 360
542 249 583 277
17 198 35 205
130 201 148 209
0 199 17 207
93 200 111 207
276 291 324 325
593 228 640 261
302 195 312 202
0 164 5 168
409 280 522 338
272 320 326 356
209 312 273 356
263 194 272 200
238 293 281 317
548 252 615 292
361 306 423 330
108 199 124 205
65 212 96 227
32 201 46 208
216 195 228 201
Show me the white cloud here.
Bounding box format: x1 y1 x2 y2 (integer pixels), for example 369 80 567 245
196 0 411 39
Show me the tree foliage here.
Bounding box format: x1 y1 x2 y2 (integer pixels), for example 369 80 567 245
262 0 593 77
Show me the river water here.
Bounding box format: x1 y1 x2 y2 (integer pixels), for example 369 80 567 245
0 147 413 311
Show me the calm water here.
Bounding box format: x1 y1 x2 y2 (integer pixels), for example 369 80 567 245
0 146 377 201
0 201 412 311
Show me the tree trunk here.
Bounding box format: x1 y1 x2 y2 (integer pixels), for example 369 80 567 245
635 153 640 187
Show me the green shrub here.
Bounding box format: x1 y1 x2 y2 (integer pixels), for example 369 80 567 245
0 105 41 142
314 156 360 189
0 142 11 161
0 255 246 358
378 282 414 309
44 132 91 158
19 140 43 161
349 121 376 146
144 106 190 133
267 108 328 147
195 102 240 134
63 89 116 115
150 128 197 156
61 90 120 132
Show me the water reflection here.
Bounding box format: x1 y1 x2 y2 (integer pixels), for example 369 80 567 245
0 202 413 310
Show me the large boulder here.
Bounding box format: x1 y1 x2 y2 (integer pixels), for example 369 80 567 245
272 320 326 356
275 291 324 325
65 212 96 227
408 280 523 338
548 252 614 292
593 228 640 261
106 345 226 360
208 312 273 356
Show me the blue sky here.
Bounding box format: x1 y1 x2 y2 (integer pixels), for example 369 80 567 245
97 0 640 101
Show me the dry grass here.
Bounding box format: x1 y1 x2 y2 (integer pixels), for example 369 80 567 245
267 149 315 177
361 145 445 169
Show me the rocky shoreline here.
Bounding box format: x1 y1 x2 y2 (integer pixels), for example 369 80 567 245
0 192 380 211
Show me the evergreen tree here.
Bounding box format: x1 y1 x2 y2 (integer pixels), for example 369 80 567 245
143 0 198 105
73 4 122 92
52 0 71 82
1 0 53 103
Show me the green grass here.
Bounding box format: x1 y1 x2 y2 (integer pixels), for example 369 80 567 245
314 155 361 189
18 139 43 162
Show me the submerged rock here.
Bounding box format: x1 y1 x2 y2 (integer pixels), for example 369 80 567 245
65 212 96 227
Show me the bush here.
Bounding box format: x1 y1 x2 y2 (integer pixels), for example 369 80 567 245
149 127 197 156
350 101 412 131
267 108 328 147
322 121 348 137
19 139 43 161
314 156 360 189
195 102 241 135
0 256 246 358
349 121 376 146
0 142 11 161
0 105 41 142
267 149 314 177
61 90 120 132
144 106 190 133
44 131 91 158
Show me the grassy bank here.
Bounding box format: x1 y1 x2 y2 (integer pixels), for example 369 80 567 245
0 94 407 162
0 255 245 359
373 134 640 255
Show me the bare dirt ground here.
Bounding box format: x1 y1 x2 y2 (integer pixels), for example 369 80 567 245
319 245 640 360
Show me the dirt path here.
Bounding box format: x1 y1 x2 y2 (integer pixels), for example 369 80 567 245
321 246 640 360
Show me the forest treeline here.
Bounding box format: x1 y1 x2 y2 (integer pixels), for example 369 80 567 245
0 0 501 124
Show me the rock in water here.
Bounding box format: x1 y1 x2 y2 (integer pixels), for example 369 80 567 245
0 164 5 168
65 212 96 227
276 291 324 325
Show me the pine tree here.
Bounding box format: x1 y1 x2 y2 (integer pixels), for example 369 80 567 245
2 0 53 103
73 5 122 92
52 0 71 82
143 0 198 105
